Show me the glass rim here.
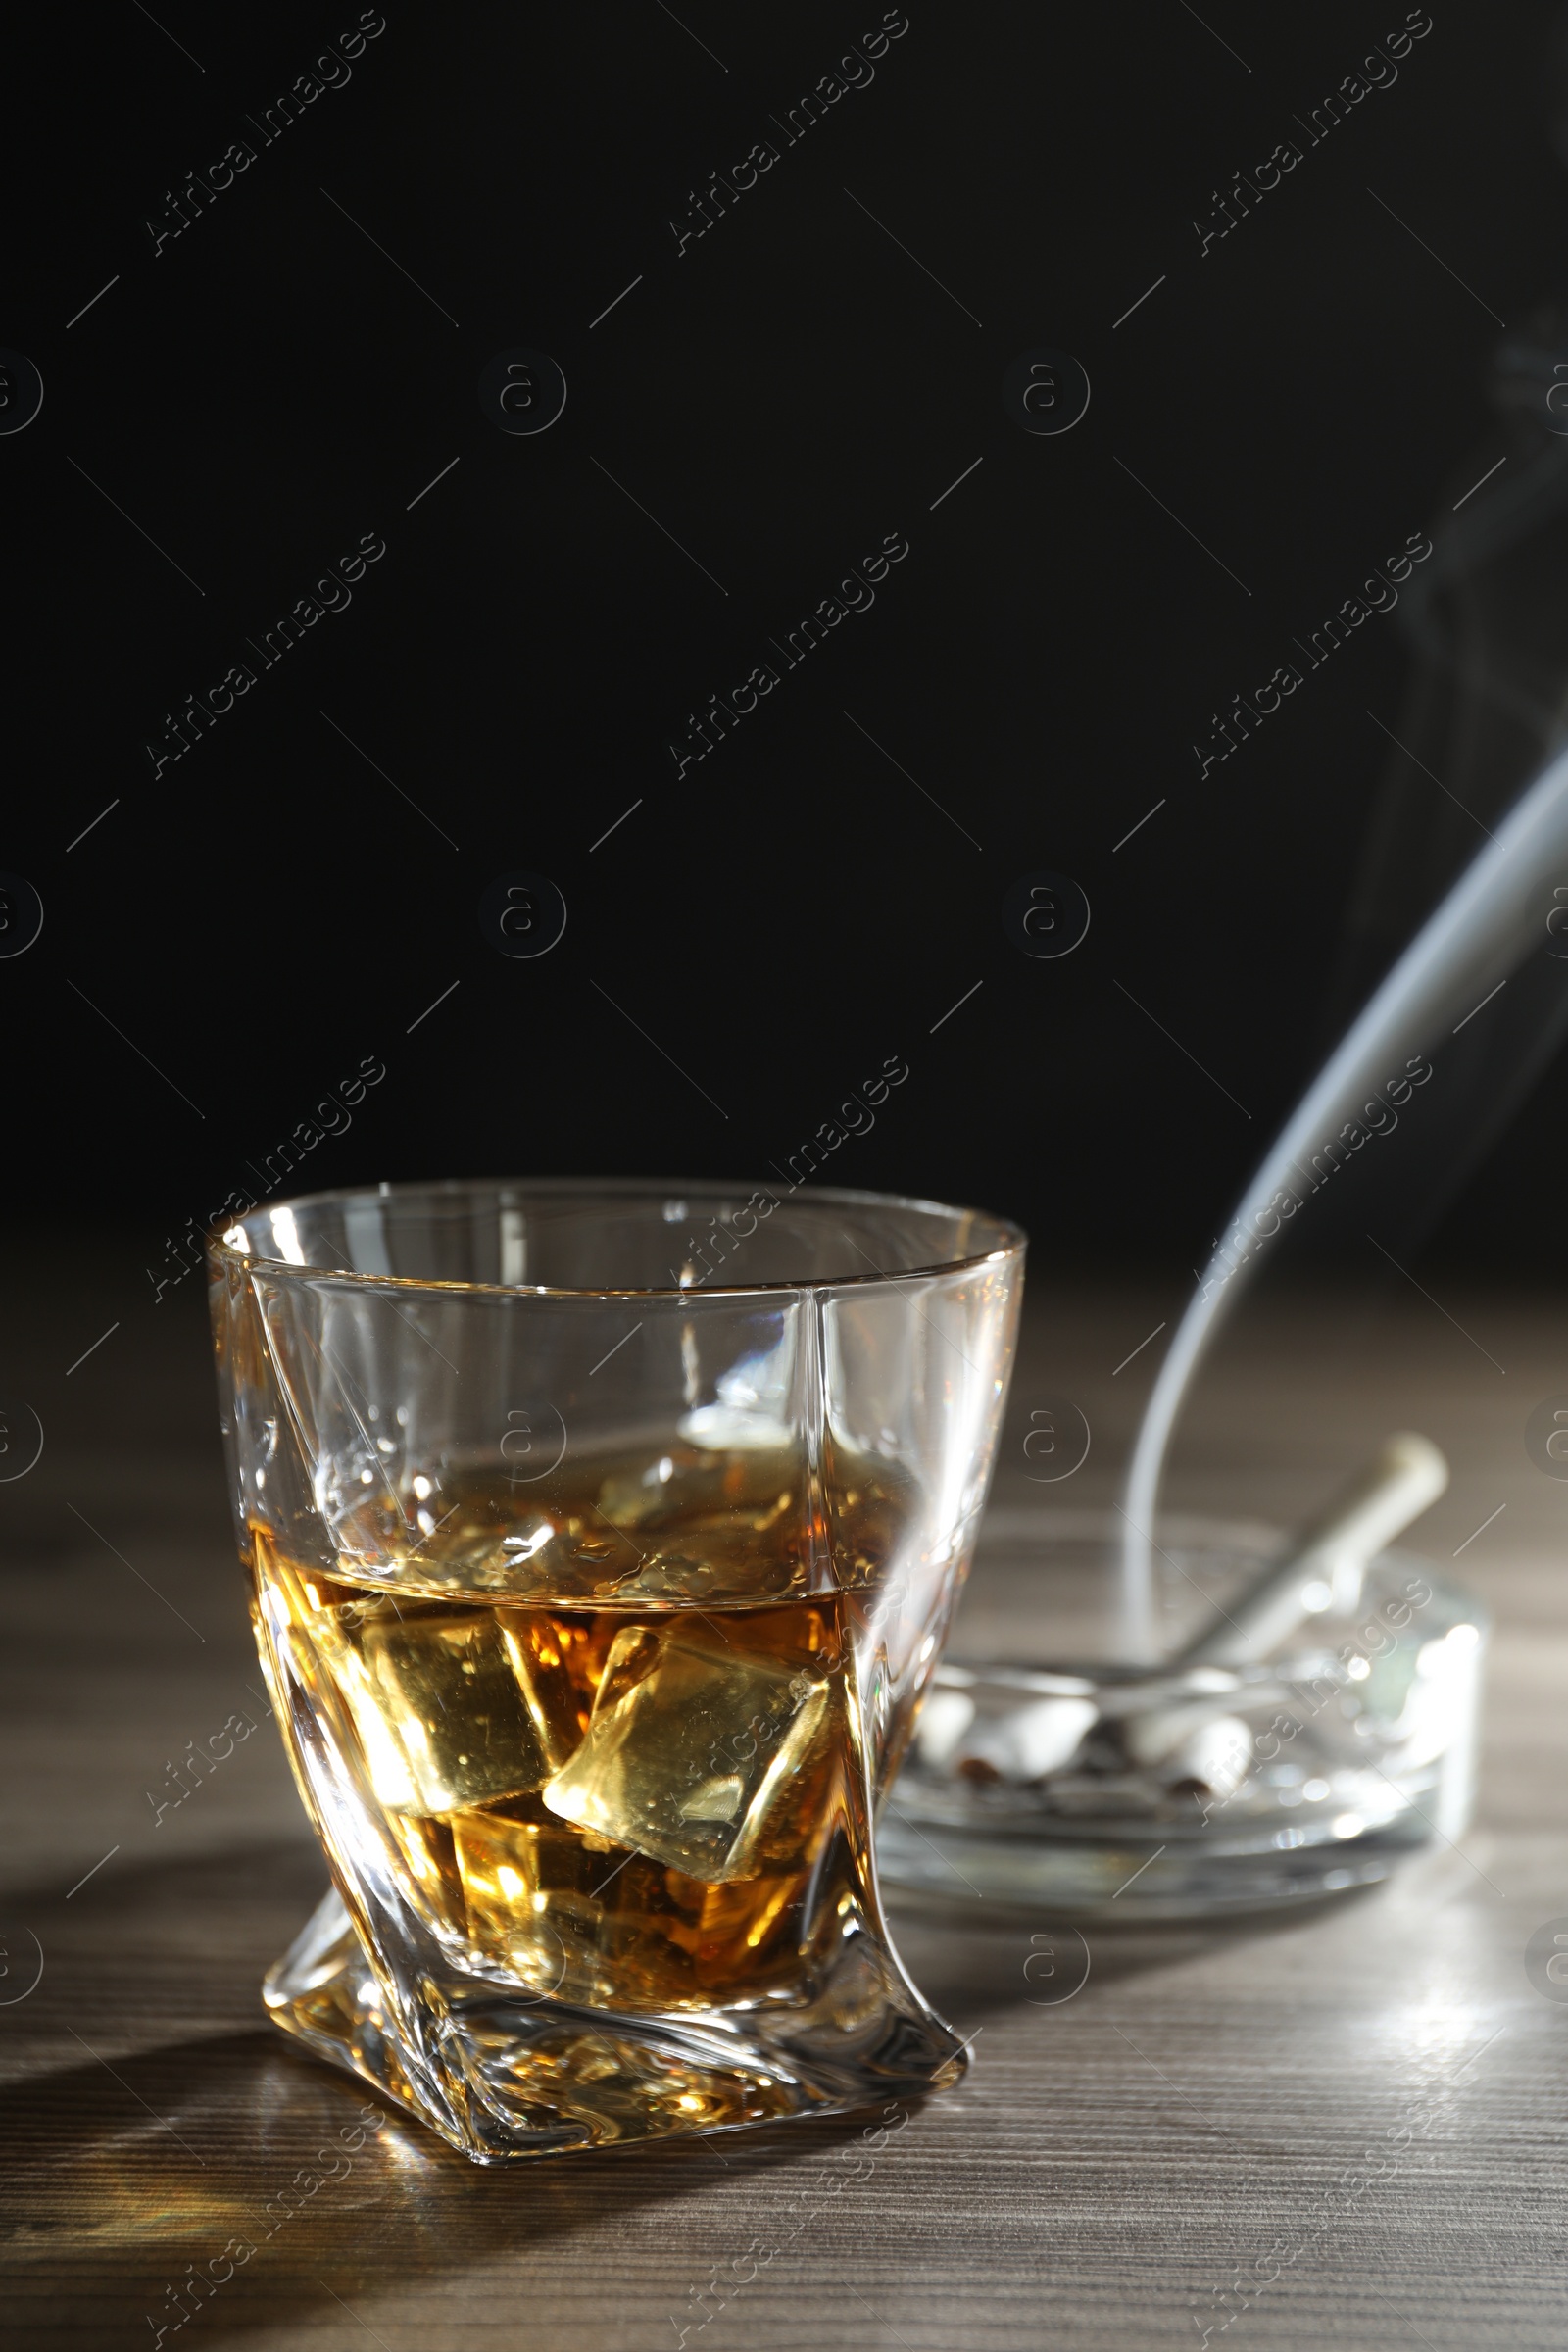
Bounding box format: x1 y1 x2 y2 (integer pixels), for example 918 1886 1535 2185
206 1174 1028 1299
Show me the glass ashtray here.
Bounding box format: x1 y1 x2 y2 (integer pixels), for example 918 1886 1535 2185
877 1515 1488 1921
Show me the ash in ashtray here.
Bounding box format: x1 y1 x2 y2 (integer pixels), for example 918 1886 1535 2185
902 1567 1484 1842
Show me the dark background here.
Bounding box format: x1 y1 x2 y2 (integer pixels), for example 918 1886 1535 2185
6 0 1565 1298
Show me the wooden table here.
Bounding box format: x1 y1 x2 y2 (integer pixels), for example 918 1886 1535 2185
5 1256 1567 2349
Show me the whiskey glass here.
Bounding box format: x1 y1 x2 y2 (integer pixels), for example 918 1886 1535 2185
208 1179 1023 2161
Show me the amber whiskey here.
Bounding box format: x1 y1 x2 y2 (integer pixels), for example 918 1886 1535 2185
249 1446 914 2015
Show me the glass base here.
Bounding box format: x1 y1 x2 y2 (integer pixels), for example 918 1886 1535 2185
264 1889 965 2162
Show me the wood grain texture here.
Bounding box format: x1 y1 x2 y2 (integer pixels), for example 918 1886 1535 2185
3 1260 1567 2350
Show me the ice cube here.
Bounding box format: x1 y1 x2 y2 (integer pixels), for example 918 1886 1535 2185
333 1602 580 1815
595 1446 795 1531
385 1809 467 1936
453 1811 695 2004
455 1813 612 1990
496 1610 588 1771
542 1622 843 1883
